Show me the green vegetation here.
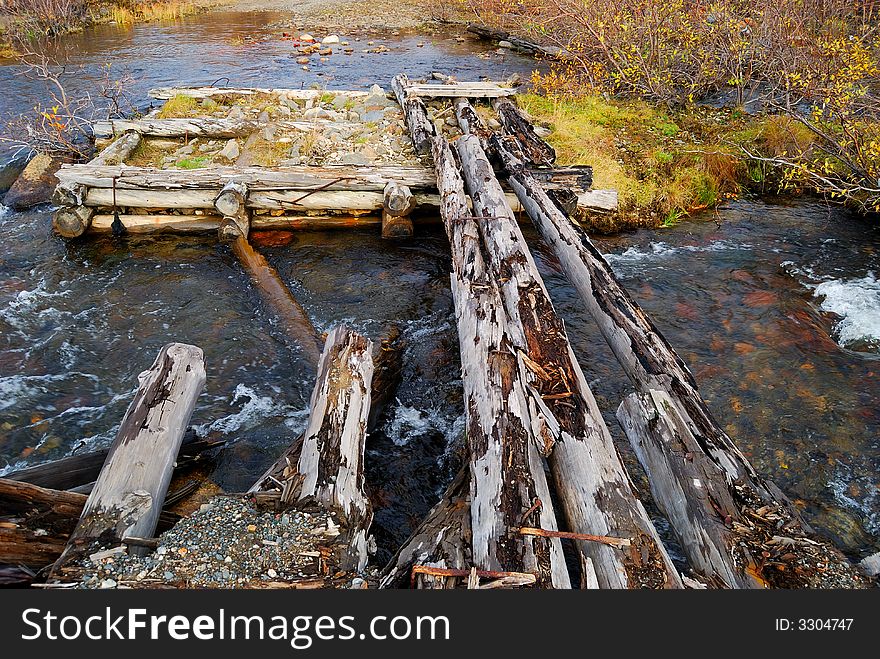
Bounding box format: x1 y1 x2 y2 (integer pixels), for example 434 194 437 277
158 94 199 118
175 156 209 169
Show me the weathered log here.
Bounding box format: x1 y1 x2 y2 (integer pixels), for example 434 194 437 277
91 213 221 233
215 180 250 240
490 135 865 589
93 118 362 140
91 131 142 166
0 478 182 569
53 205 94 238
432 131 570 588
454 132 681 589
0 564 35 587
149 87 373 101
493 98 556 167
5 433 224 492
231 237 323 368
379 468 471 589
466 23 566 58
404 82 516 99
391 74 435 157
50 343 206 575
381 181 414 239
55 163 437 192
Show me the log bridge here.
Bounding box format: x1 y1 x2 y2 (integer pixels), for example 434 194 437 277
8 77 866 590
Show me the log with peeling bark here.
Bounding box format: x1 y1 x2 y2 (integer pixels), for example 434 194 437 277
493 98 556 167
487 134 865 589
430 130 570 588
391 74 435 157
49 343 206 577
231 237 323 369
379 468 471 589
215 180 250 239
454 131 681 589
254 327 374 572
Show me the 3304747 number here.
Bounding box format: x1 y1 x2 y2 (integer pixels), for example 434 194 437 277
775 619 854 631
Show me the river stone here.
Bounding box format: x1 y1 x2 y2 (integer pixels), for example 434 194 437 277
2 154 60 210
338 152 369 166
322 35 340 45
332 95 349 110
218 139 240 161
0 153 30 195
859 552 880 577
498 40 513 48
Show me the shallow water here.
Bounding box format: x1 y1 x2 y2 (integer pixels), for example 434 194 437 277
1 13 878 566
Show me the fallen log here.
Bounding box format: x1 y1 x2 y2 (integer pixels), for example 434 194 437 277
379 468 471 589
231 237 323 368
90 131 142 166
50 343 206 576
488 134 865 589
431 128 569 588
493 98 556 167
466 23 565 58
391 74 435 157
5 433 224 492
295 326 374 571
454 131 681 589
403 82 516 99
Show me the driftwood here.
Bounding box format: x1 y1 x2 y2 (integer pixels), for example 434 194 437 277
50 343 206 576
466 23 565 58
5 433 223 492
0 478 182 569
453 132 680 589
379 468 470 589
231 237 323 368
404 82 516 99
430 127 569 588
493 98 556 167
391 74 435 157
91 131 142 166
488 134 864 588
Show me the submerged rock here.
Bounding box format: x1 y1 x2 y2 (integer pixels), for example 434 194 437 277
0 153 31 195
2 154 60 210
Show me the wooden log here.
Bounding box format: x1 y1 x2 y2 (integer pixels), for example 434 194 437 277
391 74 435 157
493 98 556 167
290 326 374 571
5 434 224 492
149 87 373 100
231 237 323 368
214 180 250 240
53 205 94 238
381 181 414 239
379 468 471 589
0 525 68 569
432 130 570 588
466 23 566 58
55 163 437 192
92 118 362 140
404 83 517 99
490 136 865 589
91 213 221 233
50 343 206 575
90 131 142 166
454 132 681 589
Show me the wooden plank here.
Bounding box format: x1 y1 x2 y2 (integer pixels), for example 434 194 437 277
406 83 516 98
50 343 206 575
93 118 363 140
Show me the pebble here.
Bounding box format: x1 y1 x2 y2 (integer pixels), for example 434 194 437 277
322 35 340 44
99 579 117 589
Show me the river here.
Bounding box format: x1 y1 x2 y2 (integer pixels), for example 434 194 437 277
0 11 877 568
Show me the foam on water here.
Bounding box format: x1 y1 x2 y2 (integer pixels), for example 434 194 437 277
385 403 465 448
812 274 880 351
606 239 752 265
194 384 298 437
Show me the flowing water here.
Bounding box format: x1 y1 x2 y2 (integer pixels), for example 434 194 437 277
1 12 878 566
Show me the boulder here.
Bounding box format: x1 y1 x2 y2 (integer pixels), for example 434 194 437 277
0 153 31 195
322 35 340 45
2 154 60 210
